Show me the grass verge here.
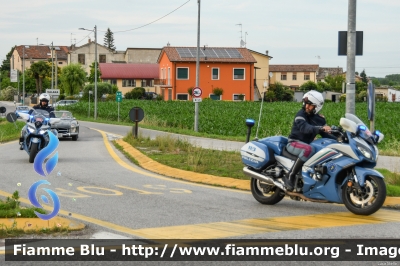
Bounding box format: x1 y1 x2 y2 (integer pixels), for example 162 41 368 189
0 118 25 143
122 132 248 180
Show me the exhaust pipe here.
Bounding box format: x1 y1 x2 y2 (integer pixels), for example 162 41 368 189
243 167 285 191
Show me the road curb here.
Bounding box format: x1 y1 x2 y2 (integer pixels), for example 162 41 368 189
0 216 85 232
115 139 400 208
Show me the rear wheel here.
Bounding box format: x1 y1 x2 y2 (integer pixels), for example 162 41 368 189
251 178 285 205
342 175 386 215
29 143 39 163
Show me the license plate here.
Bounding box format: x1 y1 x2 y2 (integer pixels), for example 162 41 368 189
58 133 63 138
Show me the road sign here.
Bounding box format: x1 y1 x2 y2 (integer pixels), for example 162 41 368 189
46 89 60 96
116 91 122 102
10 70 18 82
192 87 202 97
193 98 202 103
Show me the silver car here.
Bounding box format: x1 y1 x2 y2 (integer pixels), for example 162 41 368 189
50 111 79 140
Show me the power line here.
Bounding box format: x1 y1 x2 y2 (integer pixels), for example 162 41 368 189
75 32 93 45
110 0 191 33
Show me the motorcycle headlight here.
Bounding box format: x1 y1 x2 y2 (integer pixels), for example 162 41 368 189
27 126 36 133
39 129 47 135
357 145 372 159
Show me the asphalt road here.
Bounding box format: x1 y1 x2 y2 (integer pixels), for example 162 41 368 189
1 101 400 266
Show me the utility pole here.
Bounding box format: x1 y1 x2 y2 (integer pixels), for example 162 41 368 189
194 0 200 131
345 0 357 115
94 25 98 120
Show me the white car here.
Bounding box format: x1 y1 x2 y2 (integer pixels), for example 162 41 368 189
52 100 78 108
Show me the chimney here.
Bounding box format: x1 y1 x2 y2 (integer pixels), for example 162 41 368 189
266 50 269 56
88 38 91 43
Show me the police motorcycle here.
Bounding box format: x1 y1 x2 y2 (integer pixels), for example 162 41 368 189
241 113 386 215
18 110 60 163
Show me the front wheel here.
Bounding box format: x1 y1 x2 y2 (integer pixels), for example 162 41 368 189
29 142 39 163
342 175 386 215
251 178 285 205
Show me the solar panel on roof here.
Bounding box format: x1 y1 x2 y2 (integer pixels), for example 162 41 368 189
176 47 243 59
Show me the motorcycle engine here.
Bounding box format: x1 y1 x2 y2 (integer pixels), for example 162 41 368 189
262 164 283 178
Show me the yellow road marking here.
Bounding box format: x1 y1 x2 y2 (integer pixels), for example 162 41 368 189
115 185 163 195
76 186 123 196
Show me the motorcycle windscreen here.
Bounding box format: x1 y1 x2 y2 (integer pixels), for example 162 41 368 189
240 142 275 170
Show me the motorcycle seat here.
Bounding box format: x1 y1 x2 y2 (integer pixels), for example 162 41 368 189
282 146 298 161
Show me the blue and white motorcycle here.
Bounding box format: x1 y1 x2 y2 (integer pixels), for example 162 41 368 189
241 113 386 215
18 110 60 163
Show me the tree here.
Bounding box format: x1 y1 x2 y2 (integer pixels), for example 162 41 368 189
60 63 87 96
103 28 116 51
324 74 345 92
360 69 368 84
1 47 14 72
88 62 101 83
82 82 112 100
299 81 319 92
317 81 332 92
29 61 51 94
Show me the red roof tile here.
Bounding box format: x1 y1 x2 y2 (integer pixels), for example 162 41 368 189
99 63 159 79
269 64 319 72
15 45 69 60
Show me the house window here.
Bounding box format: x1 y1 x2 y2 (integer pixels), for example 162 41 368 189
58 62 63 65
292 73 297 80
177 94 188 101
304 73 310 80
233 68 245 80
141 79 153 87
122 79 136 87
210 94 221 100
212 68 219 80
177 68 189 79
78 54 85 65
103 79 117 85
233 94 245 101
99 54 106 63
281 74 287 80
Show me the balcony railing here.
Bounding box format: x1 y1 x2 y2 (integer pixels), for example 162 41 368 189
154 79 172 86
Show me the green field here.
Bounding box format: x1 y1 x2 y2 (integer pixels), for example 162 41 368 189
64 100 400 154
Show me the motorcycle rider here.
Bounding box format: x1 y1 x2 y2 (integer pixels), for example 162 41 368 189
283 90 335 191
19 93 55 150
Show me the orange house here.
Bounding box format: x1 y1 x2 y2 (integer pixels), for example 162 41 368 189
157 46 257 101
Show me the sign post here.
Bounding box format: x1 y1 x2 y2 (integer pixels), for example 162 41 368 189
116 91 122 122
88 90 93 117
367 81 375 132
46 89 60 109
129 107 144 138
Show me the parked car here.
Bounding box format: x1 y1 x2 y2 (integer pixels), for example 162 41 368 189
52 100 78 108
142 92 158 100
14 106 30 118
50 111 79 141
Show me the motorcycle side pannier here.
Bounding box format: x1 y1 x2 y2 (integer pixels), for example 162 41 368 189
240 142 276 170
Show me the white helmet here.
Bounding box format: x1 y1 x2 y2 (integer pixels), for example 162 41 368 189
39 93 50 102
302 90 324 114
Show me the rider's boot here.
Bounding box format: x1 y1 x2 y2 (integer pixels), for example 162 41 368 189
283 158 305 192
19 137 24 150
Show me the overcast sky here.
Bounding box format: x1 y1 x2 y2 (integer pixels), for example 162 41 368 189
1 0 399 77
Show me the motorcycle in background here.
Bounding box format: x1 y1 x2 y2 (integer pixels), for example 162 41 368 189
241 113 386 215
16 110 60 163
